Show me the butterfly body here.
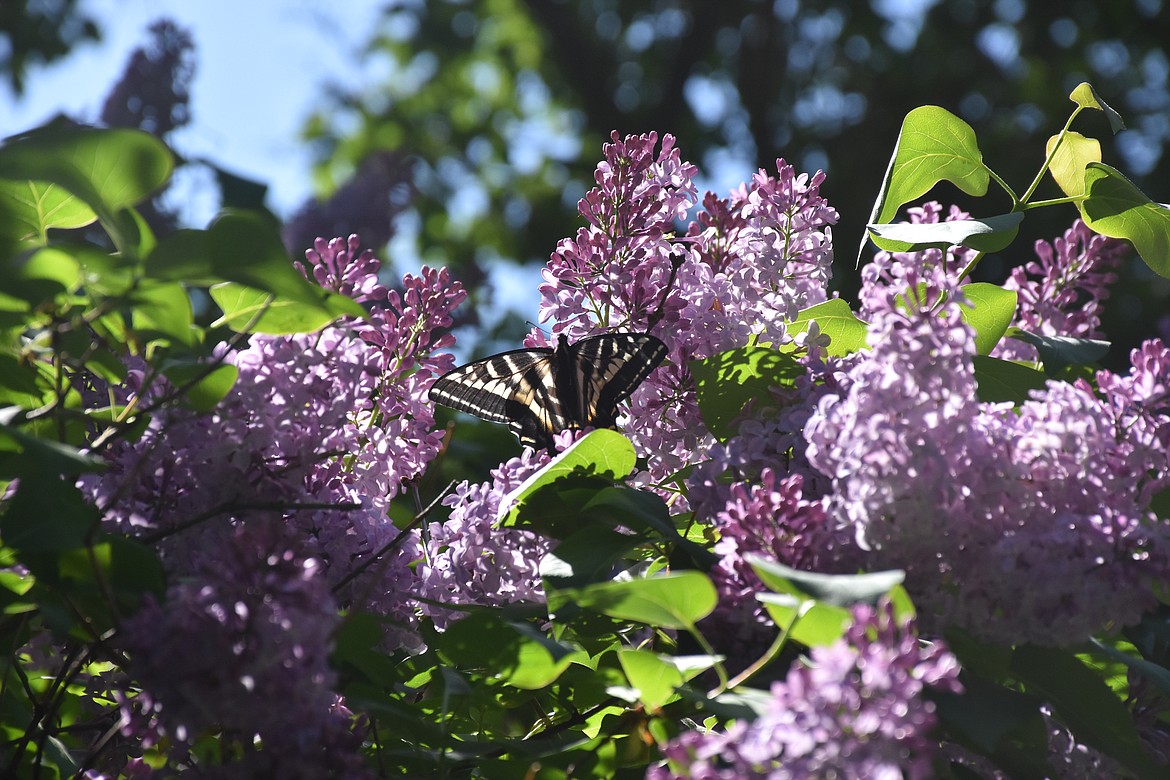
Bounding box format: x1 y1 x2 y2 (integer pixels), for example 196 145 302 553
429 332 667 450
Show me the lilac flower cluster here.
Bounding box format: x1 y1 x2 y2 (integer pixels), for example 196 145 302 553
535 131 838 486
117 521 373 779
78 236 465 768
648 602 962 780
804 245 1170 645
995 219 1125 362
415 435 562 629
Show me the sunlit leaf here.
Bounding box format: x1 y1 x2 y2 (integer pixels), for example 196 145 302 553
1077 162 1170 279
1046 131 1102 198
748 555 904 607
786 299 868 356
569 571 717 629
867 213 1023 254
690 346 803 441
869 106 990 230
1069 82 1125 133
959 283 1017 355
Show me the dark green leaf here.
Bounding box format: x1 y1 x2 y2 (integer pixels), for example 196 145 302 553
131 280 195 346
1006 330 1110 373
972 355 1049 403
1012 644 1162 777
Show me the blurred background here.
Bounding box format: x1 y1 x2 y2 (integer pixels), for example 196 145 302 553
3 0 1168 362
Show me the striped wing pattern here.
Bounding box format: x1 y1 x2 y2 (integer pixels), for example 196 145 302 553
429 332 667 449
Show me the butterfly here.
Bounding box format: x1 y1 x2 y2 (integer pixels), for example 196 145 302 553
429 332 668 450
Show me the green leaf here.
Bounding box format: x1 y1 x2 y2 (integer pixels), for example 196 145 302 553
499 429 635 526
1006 330 1110 373
0 124 172 246
690 346 804 441
162 362 239 411
959 283 1017 356
568 571 717 630
617 649 687 710
437 613 581 689
1088 638 1170 700
541 523 647 590
867 213 1023 254
758 592 851 647
1077 162 1170 279
1046 131 1102 199
972 355 1049 403
131 280 195 346
1012 645 1162 777
1069 82 1125 133
786 298 869 356
209 282 360 335
934 673 1050 777
0 179 96 244
870 106 990 230
748 555 904 607
146 228 222 285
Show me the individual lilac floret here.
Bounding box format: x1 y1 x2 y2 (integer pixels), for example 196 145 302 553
648 602 961 780
995 219 1126 363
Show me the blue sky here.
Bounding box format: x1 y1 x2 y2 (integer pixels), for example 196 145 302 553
1 0 385 223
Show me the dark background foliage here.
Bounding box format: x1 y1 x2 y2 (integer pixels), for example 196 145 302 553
4 0 1168 359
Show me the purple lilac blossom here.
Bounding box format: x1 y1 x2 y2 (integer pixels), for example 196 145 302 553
804 251 1170 645
117 521 373 779
699 470 854 665
414 436 564 629
76 236 465 770
535 131 838 490
994 219 1125 363
648 602 961 780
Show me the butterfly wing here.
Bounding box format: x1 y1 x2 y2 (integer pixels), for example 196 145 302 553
569 333 668 429
428 347 567 449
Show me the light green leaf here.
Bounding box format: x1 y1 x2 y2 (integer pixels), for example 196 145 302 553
1046 131 1102 198
209 282 360 335
0 124 172 246
162 362 239 412
0 179 97 244
867 213 1023 254
689 346 804 441
618 649 685 710
870 106 990 229
569 571 717 630
758 593 851 648
1069 82 1125 133
959 282 1017 356
1077 162 1170 279
499 429 635 525
786 298 868 356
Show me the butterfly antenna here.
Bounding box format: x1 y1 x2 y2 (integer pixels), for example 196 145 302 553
646 248 686 332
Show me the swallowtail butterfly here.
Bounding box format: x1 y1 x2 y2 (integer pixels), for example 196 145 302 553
429 332 667 450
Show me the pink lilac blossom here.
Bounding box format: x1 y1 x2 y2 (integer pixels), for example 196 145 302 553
804 253 1170 645
994 219 1126 363
648 602 961 780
